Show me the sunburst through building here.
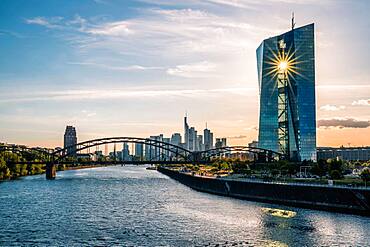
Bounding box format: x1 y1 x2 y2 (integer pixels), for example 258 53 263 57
256 21 316 161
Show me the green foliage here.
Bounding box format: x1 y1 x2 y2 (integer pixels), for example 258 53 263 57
311 159 328 177
360 168 370 182
278 160 296 175
0 158 11 180
329 170 342 180
328 159 343 173
231 159 250 174
0 151 47 180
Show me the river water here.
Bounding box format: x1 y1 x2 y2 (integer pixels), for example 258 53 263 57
0 166 369 246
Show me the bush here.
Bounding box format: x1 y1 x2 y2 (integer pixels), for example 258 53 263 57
360 168 370 182
231 160 250 174
329 170 342 180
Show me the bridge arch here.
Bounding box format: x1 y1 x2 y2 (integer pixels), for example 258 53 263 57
52 137 192 161
197 146 282 162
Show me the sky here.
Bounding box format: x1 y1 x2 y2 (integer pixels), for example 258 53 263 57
0 0 369 148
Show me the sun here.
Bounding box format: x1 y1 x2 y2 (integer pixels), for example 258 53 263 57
265 46 301 79
278 61 288 72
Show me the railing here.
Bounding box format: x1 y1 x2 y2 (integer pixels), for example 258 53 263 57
220 176 370 190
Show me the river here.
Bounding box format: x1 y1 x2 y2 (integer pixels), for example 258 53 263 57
0 166 369 246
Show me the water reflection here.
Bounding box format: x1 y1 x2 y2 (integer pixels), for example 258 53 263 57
0 165 369 246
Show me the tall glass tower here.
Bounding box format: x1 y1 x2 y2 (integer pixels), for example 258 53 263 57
256 23 316 161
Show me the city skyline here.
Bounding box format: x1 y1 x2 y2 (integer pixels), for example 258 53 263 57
1 0 370 148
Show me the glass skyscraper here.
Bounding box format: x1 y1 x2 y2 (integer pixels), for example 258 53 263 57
256 23 316 161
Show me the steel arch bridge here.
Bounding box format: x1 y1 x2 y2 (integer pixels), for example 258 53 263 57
52 136 192 161
196 146 282 161
0 137 283 179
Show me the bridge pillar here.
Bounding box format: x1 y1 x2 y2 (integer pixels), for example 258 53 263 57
46 163 56 180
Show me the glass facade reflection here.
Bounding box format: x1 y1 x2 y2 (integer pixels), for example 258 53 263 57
256 24 316 161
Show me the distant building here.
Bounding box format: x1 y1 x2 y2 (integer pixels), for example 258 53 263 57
221 138 227 147
317 147 370 161
146 134 163 160
215 138 223 149
184 114 190 150
197 135 203 151
64 125 77 156
122 142 130 161
203 127 214 150
135 143 144 159
170 133 182 146
94 150 103 161
163 137 171 159
188 127 197 151
248 140 259 148
248 140 259 160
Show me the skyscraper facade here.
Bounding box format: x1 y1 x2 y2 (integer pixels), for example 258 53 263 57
256 23 316 161
203 128 214 151
184 115 189 150
64 125 77 156
188 127 197 151
135 143 144 159
170 133 182 146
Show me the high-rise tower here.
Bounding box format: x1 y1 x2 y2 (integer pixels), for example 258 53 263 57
256 23 316 161
184 113 190 150
64 125 77 156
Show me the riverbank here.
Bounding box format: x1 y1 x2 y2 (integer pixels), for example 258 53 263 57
158 166 370 216
0 164 110 181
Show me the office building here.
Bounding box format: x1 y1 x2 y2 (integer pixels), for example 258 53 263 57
184 114 190 150
203 127 214 150
170 133 182 146
317 147 370 161
256 22 316 161
122 142 130 160
188 127 197 151
64 125 77 156
135 143 144 159
197 135 203 151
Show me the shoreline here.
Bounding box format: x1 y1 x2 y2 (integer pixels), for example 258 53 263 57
158 166 370 216
0 164 113 182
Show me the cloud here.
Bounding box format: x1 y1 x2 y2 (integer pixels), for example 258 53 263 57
320 104 345 111
166 61 216 78
86 21 132 36
26 8 273 57
0 87 257 103
318 118 370 129
226 135 248 139
352 99 370 106
139 0 331 8
81 110 97 117
67 62 163 71
25 17 63 29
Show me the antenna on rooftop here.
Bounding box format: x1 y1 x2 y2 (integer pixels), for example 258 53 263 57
206 122 208 129
291 12 296 30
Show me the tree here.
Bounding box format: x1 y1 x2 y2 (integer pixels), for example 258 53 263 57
328 159 343 173
311 159 328 177
360 168 370 186
231 159 250 174
329 170 342 180
0 158 10 180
